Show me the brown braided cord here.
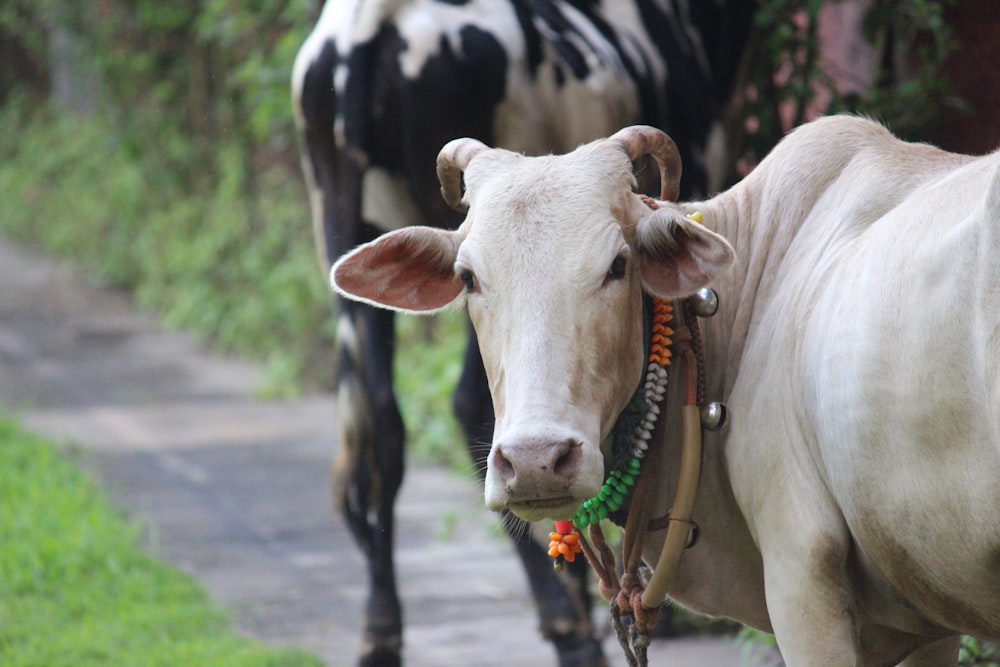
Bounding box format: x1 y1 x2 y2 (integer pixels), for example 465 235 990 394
574 193 712 667
682 298 708 407
576 306 676 665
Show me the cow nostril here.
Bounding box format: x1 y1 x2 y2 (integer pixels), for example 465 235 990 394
552 440 581 477
493 447 515 482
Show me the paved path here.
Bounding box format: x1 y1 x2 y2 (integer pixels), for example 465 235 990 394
0 237 773 666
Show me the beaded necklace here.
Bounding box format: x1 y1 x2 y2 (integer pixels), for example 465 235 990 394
548 298 674 566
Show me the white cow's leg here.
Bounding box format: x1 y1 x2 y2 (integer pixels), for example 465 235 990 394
760 529 862 665
897 636 960 667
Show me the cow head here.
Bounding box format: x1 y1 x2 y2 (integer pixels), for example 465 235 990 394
331 126 734 522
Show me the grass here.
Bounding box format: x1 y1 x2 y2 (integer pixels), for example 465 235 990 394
0 414 324 667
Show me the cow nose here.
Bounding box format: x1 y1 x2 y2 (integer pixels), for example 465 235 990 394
492 437 582 491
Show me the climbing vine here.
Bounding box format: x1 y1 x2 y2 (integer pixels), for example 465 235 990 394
725 0 961 182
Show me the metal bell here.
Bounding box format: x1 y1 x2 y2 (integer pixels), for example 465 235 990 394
700 401 727 431
691 287 719 318
685 521 700 549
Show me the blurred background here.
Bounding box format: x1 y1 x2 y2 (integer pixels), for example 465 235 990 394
0 1 997 664
1 1 991 440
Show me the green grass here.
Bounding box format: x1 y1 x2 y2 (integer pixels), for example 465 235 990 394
0 414 323 667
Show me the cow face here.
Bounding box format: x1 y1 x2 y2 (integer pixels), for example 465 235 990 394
331 128 734 522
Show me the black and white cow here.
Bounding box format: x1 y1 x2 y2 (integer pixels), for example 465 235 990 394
292 1 752 664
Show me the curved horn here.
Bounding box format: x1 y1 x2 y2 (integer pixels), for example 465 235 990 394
436 138 490 212
609 125 682 202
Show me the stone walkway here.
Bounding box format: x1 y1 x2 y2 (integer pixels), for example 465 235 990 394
0 237 773 666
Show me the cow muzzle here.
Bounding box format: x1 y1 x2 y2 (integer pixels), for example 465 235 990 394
484 431 604 521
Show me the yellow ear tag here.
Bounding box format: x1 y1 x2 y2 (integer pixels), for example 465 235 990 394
677 210 703 238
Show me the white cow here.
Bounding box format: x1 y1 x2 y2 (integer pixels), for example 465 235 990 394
331 115 1000 665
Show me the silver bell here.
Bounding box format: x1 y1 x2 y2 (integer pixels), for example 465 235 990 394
700 402 727 431
691 287 719 318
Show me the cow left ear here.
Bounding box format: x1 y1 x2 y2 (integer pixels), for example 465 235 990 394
636 208 735 296
331 226 465 312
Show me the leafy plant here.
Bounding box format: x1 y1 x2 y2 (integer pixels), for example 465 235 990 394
725 0 961 180
961 636 1000 667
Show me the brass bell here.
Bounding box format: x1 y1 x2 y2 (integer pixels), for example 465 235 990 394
700 402 727 431
691 287 719 318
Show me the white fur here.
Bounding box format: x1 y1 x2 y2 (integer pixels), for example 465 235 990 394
660 116 1000 663
332 115 1000 664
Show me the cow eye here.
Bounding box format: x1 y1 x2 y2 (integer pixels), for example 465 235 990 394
607 254 627 280
459 268 476 291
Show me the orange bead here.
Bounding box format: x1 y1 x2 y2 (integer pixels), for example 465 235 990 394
562 533 579 545
548 544 561 558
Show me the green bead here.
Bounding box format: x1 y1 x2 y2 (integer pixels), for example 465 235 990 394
573 449 648 527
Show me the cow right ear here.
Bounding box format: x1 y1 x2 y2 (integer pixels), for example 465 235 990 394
331 227 465 313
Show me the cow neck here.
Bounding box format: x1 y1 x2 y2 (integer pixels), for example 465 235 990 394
594 295 708 666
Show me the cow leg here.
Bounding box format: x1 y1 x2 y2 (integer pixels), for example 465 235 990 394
452 322 605 667
335 301 406 667
297 44 409 666
761 529 863 666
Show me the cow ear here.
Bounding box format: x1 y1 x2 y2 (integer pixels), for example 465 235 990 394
636 208 735 296
331 226 465 312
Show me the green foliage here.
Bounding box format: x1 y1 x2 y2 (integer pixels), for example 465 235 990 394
0 0 336 397
0 102 334 398
0 0 968 462
855 0 962 139
729 0 960 178
394 311 469 469
0 414 324 666
961 636 1000 666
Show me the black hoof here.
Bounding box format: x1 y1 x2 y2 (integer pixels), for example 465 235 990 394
358 644 401 667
